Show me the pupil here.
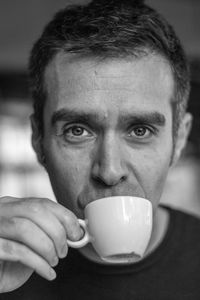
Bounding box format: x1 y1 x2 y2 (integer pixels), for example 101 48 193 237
135 127 146 136
72 126 83 136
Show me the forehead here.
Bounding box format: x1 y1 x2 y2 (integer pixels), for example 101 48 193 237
44 52 174 119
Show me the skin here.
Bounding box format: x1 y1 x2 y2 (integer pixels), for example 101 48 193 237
0 52 191 292
43 53 174 215
38 52 191 261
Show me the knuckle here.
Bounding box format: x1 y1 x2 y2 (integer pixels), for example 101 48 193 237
48 225 66 257
58 229 67 249
15 243 29 260
0 217 15 235
52 225 66 248
43 239 55 256
39 238 58 265
27 200 44 214
26 198 51 214
14 218 30 237
1 240 15 255
39 198 50 206
59 226 67 240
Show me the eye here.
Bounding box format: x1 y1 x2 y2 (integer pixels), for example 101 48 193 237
128 125 154 139
62 125 93 140
68 126 86 136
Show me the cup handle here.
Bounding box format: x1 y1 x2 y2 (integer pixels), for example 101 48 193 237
66 219 91 248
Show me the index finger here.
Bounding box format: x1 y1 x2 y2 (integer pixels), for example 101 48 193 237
0 198 83 252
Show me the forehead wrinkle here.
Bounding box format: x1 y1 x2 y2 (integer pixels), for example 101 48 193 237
46 54 137 94
46 52 174 100
44 53 174 130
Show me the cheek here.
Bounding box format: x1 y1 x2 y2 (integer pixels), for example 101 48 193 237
44 142 91 208
130 147 172 208
146 156 171 206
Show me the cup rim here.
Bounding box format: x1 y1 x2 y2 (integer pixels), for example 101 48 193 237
85 195 150 209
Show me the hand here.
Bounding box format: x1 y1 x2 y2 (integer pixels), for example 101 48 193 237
0 196 83 293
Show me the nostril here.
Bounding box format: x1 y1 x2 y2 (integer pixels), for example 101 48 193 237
92 173 127 187
92 174 109 187
91 145 128 186
120 175 127 183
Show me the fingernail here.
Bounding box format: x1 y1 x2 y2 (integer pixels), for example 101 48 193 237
72 228 84 241
59 244 68 258
49 268 56 280
51 256 59 267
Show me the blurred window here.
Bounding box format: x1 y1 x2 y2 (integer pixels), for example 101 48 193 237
0 100 55 200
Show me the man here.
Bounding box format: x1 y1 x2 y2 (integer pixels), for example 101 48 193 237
0 0 199 298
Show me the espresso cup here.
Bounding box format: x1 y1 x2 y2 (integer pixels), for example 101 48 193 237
67 196 152 263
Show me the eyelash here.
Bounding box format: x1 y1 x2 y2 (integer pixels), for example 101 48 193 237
58 123 158 143
127 125 157 139
61 124 93 140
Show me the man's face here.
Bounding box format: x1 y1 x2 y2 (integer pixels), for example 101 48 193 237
41 53 175 218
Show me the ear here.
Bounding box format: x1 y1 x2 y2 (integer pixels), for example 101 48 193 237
30 114 46 167
171 112 193 166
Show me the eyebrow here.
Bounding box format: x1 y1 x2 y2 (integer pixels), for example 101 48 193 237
51 108 166 127
119 112 166 126
51 109 100 126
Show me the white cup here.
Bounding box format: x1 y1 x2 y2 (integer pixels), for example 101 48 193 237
67 196 152 263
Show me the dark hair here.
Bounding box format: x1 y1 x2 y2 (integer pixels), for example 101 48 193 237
29 0 190 138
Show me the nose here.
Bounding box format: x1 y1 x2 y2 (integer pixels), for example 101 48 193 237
91 134 128 186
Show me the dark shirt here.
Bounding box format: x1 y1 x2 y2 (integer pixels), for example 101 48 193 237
1 206 200 300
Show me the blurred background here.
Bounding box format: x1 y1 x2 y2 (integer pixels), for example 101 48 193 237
0 0 200 215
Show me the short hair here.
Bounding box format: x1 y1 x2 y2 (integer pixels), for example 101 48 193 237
29 0 190 139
